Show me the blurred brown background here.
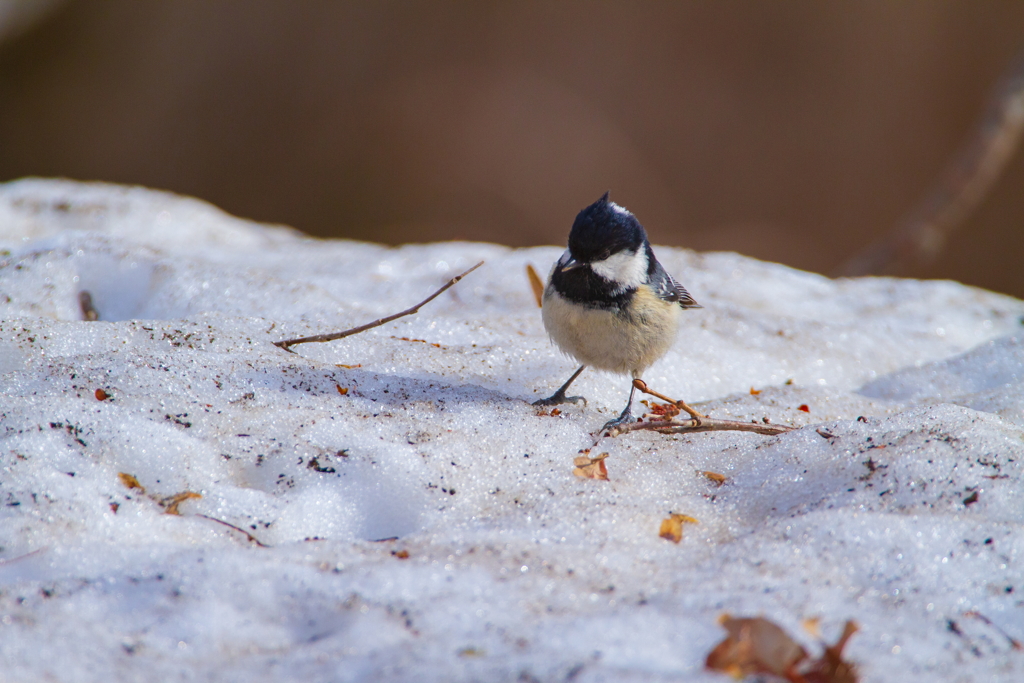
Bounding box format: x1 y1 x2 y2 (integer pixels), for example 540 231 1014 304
1 1 1023 296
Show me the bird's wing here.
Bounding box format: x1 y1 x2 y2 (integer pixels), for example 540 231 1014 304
649 259 701 309
669 274 701 309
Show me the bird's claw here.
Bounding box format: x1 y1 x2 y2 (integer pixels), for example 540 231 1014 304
600 410 637 433
533 393 587 407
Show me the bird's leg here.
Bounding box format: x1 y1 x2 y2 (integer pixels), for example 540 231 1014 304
533 365 587 406
600 381 638 432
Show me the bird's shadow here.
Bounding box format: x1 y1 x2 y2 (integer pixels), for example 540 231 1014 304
238 360 529 411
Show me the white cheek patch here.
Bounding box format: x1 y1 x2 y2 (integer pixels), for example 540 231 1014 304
590 249 648 292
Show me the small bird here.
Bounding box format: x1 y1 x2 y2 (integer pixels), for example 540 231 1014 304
534 192 701 431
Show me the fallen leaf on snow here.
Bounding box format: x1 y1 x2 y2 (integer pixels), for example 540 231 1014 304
802 617 822 639
659 513 699 543
802 621 859 683
117 472 146 493
526 264 545 307
706 615 860 683
573 453 609 480
641 400 681 420
706 615 807 679
701 471 727 486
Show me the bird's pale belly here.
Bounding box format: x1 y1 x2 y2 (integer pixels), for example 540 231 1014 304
541 285 680 377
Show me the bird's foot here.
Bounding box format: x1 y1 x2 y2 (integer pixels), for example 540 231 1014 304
533 392 587 407
600 408 637 433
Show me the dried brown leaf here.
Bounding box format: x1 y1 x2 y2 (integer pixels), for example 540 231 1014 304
706 615 807 679
707 616 860 683
701 471 727 486
803 621 859 683
645 402 681 420
79 290 99 321
802 617 822 639
573 453 609 480
117 472 146 493
526 264 545 307
659 513 699 543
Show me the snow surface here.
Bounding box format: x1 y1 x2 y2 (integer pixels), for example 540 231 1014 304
1 178 1022 682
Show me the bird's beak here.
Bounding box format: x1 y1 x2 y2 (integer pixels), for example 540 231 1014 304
559 258 584 272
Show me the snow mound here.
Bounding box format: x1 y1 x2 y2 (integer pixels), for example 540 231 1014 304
1 179 1022 682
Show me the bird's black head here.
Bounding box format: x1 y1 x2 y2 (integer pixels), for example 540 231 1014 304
567 192 648 263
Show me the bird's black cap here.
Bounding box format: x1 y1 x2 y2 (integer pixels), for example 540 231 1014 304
567 192 647 263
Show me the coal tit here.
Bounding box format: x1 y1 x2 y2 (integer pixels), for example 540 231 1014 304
534 192 700 430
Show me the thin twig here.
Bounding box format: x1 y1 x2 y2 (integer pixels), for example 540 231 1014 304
632 379 704 421
838 50 1024 276
195 514 270 548
604 379 795 437
273 261 484 352
964 610 1024 651
0 547 48 566
607 416 795 438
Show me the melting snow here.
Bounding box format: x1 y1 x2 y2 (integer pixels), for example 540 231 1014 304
1 179 1022 682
